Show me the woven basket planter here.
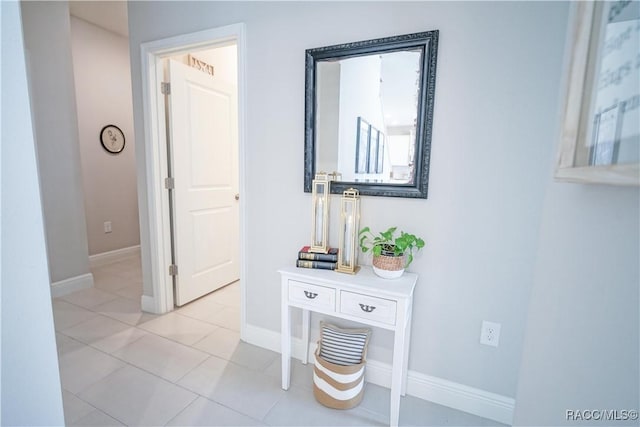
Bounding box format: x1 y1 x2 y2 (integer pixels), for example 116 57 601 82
372 254 406 279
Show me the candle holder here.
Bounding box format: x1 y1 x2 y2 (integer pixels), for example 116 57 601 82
328 171 342 182
310 172 331 253
336 188 360 274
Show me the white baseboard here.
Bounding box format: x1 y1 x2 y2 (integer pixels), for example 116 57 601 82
243 324 514 425
89 245 141 269
243 323 282 352
404 369 514 425
141 295 158 314
51 273 94 298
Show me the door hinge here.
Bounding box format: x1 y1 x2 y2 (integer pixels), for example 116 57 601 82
161 82 171 95
164 177 175 189
169 264 178 276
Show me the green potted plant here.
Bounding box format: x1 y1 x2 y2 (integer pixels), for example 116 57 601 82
358 226 425 279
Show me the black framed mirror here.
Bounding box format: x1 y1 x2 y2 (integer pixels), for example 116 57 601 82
304 30 439 198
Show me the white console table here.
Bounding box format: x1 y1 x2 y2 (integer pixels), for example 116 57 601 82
279 266 417 427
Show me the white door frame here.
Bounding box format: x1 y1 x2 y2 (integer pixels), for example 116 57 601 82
139 24 247 339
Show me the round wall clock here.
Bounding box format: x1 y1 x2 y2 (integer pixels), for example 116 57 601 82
100 125 125 154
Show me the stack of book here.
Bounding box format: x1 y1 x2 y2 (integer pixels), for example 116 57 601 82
296 246 339 270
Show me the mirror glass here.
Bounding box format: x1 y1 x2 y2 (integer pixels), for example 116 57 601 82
316 49 421 184
304 31 439 198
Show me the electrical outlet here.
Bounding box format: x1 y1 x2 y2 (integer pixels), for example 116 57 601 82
480 320 501 347
104 221 112 233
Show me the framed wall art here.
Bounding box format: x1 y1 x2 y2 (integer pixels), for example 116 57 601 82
555 1 639 186
355 117 370 173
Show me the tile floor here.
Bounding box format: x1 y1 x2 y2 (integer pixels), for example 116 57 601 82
53 255 503 426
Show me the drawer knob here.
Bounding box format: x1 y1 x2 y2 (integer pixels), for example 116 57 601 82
359 303 376 313
304 291 318 299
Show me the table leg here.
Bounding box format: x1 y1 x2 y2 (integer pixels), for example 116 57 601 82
401 316 412 396
390 320 406 427
281 302 291 390
302 309 310 364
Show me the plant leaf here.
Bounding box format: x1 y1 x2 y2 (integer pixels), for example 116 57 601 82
405 253 414 268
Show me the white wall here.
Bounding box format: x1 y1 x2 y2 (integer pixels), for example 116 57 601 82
513 183 639 426
127 0 569 402
70 16 140 256
1 1 64 424
512 4 639 423
21 1 92 284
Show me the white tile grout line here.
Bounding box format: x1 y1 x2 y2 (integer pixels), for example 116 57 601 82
62 392 101 425
65 340 276 426
160 393 200 427
57 293 240 355
58 277 396 426
56 297 276 394
56 266 281 425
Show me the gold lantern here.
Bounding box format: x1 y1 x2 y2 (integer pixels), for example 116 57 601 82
328 171 342 182
310 172 331 253
336 188 361 274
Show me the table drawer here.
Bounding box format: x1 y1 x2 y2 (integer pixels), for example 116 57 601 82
288 280 335 310
340 291 397 325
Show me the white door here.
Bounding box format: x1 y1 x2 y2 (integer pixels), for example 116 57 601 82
168 59 239 306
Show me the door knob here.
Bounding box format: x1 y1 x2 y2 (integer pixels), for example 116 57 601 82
235 193 240 201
